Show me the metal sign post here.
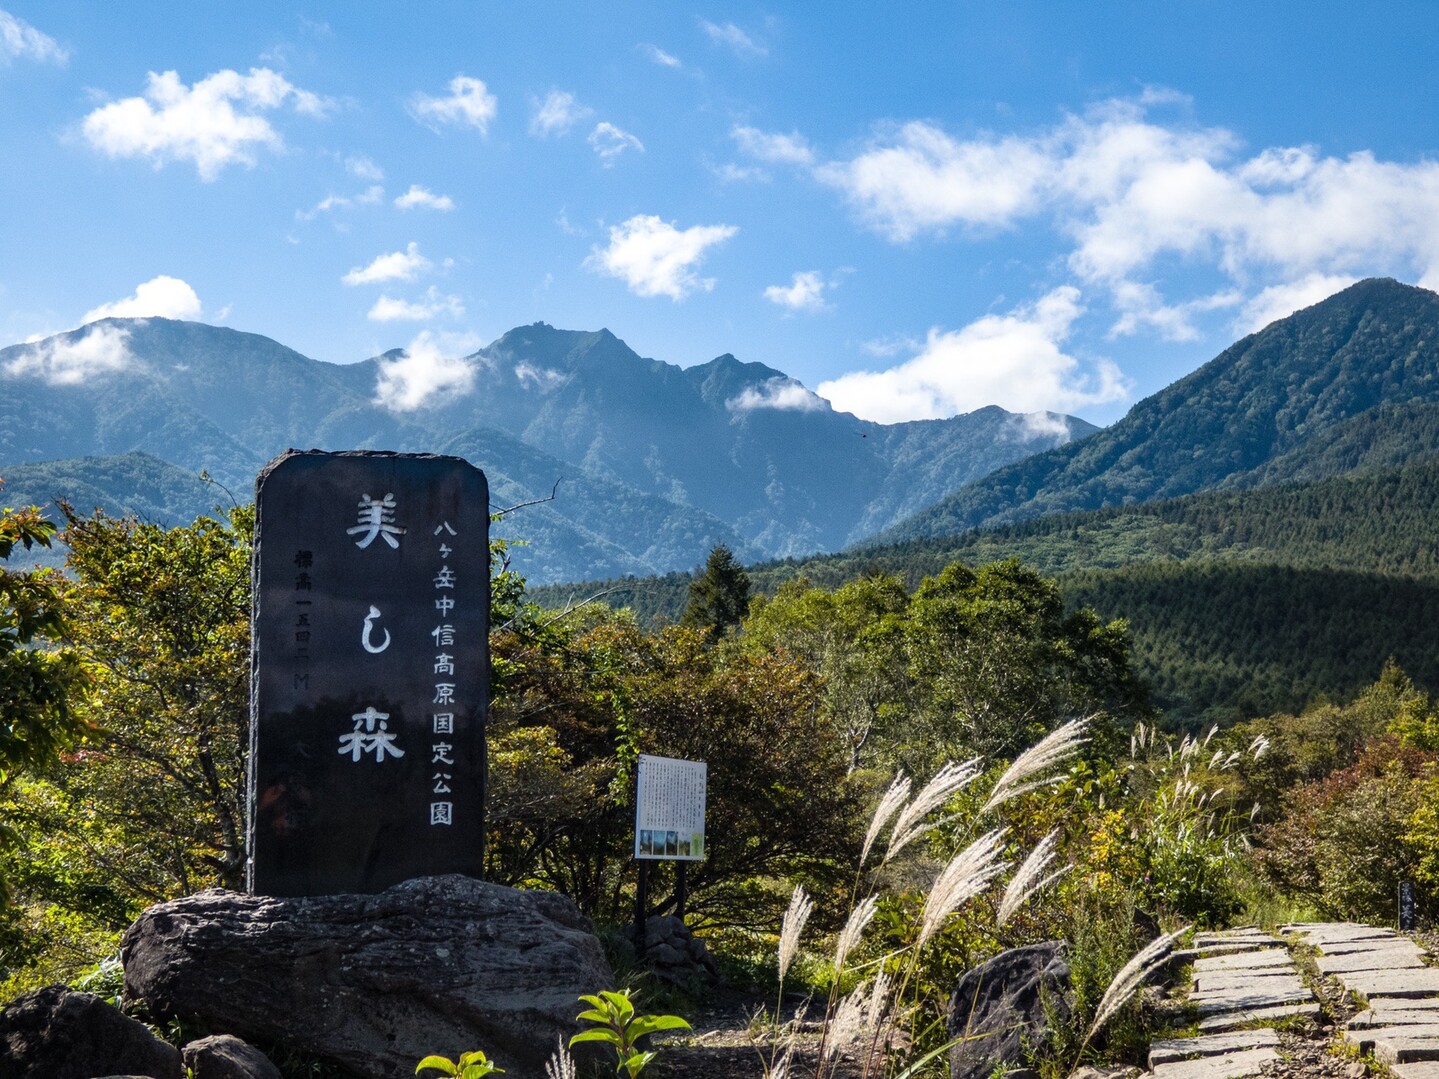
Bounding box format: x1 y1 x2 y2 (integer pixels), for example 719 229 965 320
632 753 707 956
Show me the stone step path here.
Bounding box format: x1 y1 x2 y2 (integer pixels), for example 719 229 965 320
1284 922 1439 1079
1146 928 1319 1079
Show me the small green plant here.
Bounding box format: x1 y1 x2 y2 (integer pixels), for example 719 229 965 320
415 1050 504 1078
569 988 691 1077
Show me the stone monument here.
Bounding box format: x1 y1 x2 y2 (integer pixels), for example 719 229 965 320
248 450 489 896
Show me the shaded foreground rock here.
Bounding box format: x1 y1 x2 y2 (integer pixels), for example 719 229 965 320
0 985 183 1079
122 874 614 1079
948 941 1072 1079
182 1035 283 1079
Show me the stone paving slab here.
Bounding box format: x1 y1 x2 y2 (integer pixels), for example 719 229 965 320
1193 949 1295 974
1342 1026 1439 1064
1149 1047 1278 1079
1283 926 1392 943
1194 941 1283 958
1191 977 1311 1014
1149 1029 1280 1067
1394 1063 1439 1079
1337 969 1439 998
1316 935 1411 956
1351 1009 1439 1029
1193 970 1307 993
1196 1001 1322 1032
1366 996 1439 1017
1315 945 1428 974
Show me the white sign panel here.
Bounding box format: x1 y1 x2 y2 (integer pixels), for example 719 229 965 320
634 753 707 861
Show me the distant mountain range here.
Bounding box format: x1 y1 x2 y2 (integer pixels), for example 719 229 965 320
0 318 1093 582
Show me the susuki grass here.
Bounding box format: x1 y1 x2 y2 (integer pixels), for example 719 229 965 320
748 714 1223 1079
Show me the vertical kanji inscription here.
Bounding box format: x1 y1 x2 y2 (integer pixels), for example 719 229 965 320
248 451 489 897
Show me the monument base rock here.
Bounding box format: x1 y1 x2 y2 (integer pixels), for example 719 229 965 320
121 875 613 1079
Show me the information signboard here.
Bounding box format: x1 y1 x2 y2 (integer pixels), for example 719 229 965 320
248 450 489 897
634 754 707 861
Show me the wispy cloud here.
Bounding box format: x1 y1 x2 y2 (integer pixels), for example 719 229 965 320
82 67 331 180
727 377 828 413
345 155 383 180
1237 273 1357 336
699 19 766 58
373 331 476 411
343 241 431 285
733 125 814 166
530 90 593 137
366 287 464 322
297 184 384 220
4 324 136 385
394 184 455 211
408 74 497 133
83 275 203 322
764 271 829 312
818 287 1129 422
638 43 681 69
588 122 644 165
0 8 68 65
585 214 737 300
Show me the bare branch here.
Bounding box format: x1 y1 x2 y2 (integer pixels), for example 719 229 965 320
491 479 562 519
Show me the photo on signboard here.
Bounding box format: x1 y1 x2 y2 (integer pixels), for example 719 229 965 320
666 831 678 856
639 830 653 855
678 835 690 857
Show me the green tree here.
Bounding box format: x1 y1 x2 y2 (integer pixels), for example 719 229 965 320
0 505 82 790
680 544 751 640
744 573 909 771
904 559 1145 766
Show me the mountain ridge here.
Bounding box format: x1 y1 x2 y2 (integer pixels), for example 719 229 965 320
0 317 1092 582
875 277 1439 543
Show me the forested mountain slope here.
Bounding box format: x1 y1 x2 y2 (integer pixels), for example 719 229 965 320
878 278 1439 543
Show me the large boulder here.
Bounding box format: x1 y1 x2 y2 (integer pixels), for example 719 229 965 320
122 875 613 1079
947 940 1073 1079
0 985 183 1079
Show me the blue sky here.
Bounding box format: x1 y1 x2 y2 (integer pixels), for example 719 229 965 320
4 1 1439 426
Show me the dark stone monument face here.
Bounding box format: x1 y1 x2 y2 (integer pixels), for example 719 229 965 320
248 450 489 897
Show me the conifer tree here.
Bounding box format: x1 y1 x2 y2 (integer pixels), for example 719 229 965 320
681 544 751 640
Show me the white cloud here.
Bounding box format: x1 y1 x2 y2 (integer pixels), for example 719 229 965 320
367 287 464 322
0 9 67 64
342 242 431 285
817 121 1054 240
588 122 644 164
4 324 136 385
712 162 768 184
727 377 828 413
815 94 1439 350
514 361 568 392
699 19 766 57
764 271 828 312
1107 281 1240 342
82 275 203 322
732 125 813 166
81 67 330 180
409 75 497 133
298 184 384 220
373 332 476 411
1237 273 1357 336
639 44 681 69
345 155 383 180
394 184 455 211
817 287 1129 422
585 214 737 300
530 90 592 137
